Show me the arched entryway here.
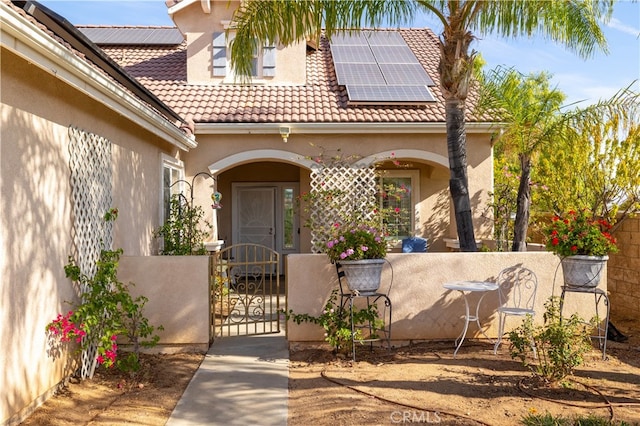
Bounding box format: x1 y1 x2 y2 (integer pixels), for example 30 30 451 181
207 147 453 256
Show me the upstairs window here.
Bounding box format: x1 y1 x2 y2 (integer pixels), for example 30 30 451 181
213 31 275 79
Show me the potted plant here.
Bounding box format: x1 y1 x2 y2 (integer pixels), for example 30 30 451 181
298 179 396 294
543 209 617 288
326 220 389 294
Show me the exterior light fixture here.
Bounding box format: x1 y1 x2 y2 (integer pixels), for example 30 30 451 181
279 126 290 143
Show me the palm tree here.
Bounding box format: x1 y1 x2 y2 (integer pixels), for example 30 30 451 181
477 67 566 251
229 0 614 251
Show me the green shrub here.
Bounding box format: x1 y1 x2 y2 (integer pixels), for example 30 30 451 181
509 297 596 383
48 209 163 375
155 194 211 255
283 289 384 356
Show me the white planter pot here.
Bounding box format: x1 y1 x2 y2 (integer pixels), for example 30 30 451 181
340 259 385 294
561 255 608 289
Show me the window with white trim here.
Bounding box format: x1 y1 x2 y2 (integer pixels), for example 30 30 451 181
213 31 276 79
160 154 184 225
378 170 420 240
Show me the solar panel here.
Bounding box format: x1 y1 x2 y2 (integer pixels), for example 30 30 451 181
346 85 436 104
331 45 376 63
346 85 435 104
79 27 184 45
370 45 417 64
334 63 386 85
380 64 435 86
361 31 406 46
329 30 437 104
329 32 369 46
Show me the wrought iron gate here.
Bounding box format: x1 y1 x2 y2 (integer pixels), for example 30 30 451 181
211 244 281 337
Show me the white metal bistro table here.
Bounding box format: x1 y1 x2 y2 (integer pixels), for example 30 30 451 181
443 280 499 357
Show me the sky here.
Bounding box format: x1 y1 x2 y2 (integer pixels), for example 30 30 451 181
39 0 640 107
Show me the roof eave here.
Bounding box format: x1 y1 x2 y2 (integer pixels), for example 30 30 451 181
195 122 498 135
167 0 201 16
2 2 196 151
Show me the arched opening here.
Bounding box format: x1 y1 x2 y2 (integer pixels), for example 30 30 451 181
207 148 452 255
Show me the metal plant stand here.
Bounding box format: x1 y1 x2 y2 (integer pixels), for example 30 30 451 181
336 263 392 361
559 285 610 360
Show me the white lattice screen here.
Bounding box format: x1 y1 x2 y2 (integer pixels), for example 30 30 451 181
308 165 378 253
68 126 113 379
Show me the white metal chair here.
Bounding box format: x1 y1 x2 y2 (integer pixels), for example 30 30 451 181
493 266 538 355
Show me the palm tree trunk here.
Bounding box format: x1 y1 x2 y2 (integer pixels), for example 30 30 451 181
511 153 531 251
446 98 477 252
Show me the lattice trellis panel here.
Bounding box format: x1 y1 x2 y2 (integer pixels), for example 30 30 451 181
308 165 378 253
68 126 113 379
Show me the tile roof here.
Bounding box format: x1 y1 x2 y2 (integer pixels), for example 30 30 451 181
100 28 487 125
3 2 189 134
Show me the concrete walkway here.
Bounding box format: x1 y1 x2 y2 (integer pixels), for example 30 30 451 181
166 332 289 425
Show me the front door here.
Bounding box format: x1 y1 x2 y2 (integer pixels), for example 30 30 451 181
235 186 276 248
232 183 299 272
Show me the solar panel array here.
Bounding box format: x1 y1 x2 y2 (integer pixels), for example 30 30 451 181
79 27 184 45
330 30 436 105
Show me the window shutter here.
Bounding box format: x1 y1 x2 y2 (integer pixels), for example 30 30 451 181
262 42 276 77
212 32 227 77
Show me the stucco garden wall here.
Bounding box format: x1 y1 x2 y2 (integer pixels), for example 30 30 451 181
118 256 212 352
286 252 607 343
609 217 640 320
1 48 180 424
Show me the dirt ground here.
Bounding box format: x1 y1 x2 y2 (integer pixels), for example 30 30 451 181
22 317 640 426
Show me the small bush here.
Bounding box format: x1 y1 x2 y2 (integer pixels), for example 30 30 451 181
509 297 596 383
283 289 384 356
155 194 211 255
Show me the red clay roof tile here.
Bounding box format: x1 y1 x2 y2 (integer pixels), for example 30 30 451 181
101 28 487 125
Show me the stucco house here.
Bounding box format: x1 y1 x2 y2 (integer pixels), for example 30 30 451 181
1 0 501 423
82 0 497 257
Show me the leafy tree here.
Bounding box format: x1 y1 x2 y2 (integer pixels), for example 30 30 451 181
537 97 640 229
228 0 613 251
479 66 639 250
489 158 520 251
